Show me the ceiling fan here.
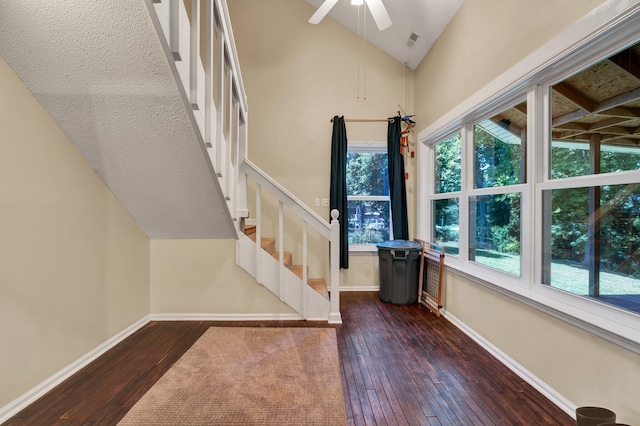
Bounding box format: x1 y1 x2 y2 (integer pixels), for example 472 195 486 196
308 0 392 31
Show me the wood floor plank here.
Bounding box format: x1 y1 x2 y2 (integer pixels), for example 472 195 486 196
2 292 574 426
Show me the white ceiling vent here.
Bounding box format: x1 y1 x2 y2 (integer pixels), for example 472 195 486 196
406 31 420 48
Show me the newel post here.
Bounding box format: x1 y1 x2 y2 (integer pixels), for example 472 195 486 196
329 209 342 324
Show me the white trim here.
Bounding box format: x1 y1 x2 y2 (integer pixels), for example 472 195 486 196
444 311 577 420
0 316 151 424
416 130 428 239
340 285 380 291
347 140 387 153
149 312 304 321
348 195 389 201
538 168 640 190
348 248 377 255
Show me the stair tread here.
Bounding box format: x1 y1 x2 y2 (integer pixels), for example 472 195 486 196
309 278 330 300
290 264 308 279
247 234 276 254
272 251 293 268
244 224 256 235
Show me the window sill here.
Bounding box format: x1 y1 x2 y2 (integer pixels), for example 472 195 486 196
349 245 378 256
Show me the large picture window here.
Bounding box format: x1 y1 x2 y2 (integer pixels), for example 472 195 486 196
544 39 640 313
421 18 640 349
346 143 391 250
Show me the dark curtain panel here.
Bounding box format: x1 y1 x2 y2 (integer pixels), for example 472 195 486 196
387 116 409 240
330 116 349 269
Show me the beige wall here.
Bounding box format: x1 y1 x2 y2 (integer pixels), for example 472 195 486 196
415 0 639 421
150 239 294 314
415 0 607 132
228 0 416 287
0 56 150 407
445 274 640 421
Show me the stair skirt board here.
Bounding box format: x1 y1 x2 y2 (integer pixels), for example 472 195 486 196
237 234 331 321
237 233 256 276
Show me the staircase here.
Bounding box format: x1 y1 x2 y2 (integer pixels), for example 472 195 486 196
149 0 342 323
0 0 341 323
244 224 330 300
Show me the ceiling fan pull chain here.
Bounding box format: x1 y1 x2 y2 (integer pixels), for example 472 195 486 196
363 5 367 101
357 4 361 100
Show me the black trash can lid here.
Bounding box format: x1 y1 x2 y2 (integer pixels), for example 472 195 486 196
376 240 422 250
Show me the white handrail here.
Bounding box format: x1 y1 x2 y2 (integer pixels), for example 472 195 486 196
241 159 333 239
241 158 341 323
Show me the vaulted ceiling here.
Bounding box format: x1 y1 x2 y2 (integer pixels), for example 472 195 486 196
304 0 464 70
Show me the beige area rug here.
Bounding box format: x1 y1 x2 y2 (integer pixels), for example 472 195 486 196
118 327 347 425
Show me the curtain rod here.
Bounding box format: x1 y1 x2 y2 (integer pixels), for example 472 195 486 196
330 117 394 123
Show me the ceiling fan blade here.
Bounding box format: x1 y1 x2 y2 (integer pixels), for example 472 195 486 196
364 0 392 31
309 0 340 24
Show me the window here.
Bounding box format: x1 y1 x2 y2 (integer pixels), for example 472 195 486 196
433 133 461 256
469 104 526 276
469 193 522 276
421 9 640 351
543 39 640 313
474 116 526 188
433 198 459 256
435 133 461 193
346 143 391 251
542 184 640 312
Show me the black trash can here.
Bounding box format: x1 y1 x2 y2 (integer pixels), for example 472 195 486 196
377 240 422 305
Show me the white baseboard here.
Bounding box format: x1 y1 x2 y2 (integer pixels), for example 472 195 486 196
340 285 379 291
443 311 576 420
0 315 151 424
149 312 304 321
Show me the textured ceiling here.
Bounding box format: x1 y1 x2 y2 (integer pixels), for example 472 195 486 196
304 0 464 69
0 1 235 239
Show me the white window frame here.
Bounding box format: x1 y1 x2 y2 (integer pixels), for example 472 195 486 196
468 108 530 283
347 141 392 254
417 1 640 353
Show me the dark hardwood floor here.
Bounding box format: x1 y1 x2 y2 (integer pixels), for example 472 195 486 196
3 292 573 425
